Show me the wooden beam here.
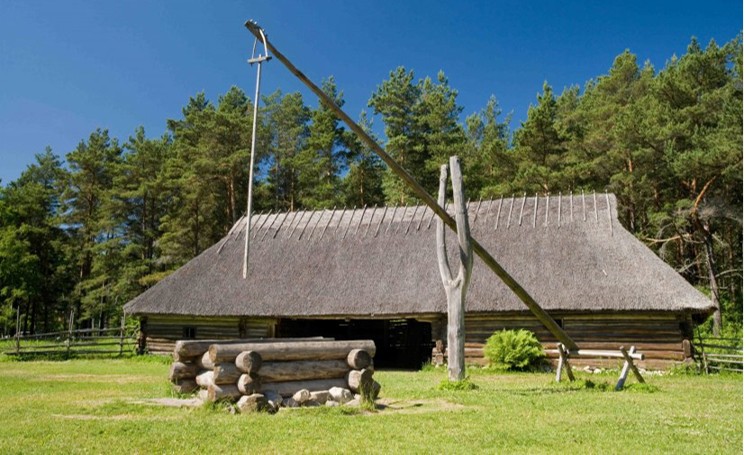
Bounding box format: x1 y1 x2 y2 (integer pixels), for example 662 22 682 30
243 21 579 351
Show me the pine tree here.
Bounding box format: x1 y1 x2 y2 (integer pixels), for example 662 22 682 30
61 129 122 327
296 77 347 209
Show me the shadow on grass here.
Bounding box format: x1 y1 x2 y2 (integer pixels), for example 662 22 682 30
510 379 660 395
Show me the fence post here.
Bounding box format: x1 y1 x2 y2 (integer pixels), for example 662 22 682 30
66 310 74 359
15 308 21 355
119 314 125 356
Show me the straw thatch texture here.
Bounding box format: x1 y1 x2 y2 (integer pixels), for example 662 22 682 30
124 193 714 318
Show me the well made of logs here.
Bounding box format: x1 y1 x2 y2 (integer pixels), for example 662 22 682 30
169 338 379 411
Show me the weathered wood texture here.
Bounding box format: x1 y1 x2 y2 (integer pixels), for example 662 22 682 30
237 373 261 394
346 349 372 369
207 383 242 402
209 339 375 363
235 351 262 373
145 315 275 355
197 351 215 370
258 360 350 382
213 363 242 384
195 370 214 388
168 362 199 381
437 312 692 369
346 369 374 393
436 159 473 382
172 379 198 394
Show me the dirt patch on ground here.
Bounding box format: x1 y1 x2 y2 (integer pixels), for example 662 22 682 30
40 374 142 384
373 398 466 414
134 397 203 408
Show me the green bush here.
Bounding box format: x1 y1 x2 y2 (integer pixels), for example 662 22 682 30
484 329 545 371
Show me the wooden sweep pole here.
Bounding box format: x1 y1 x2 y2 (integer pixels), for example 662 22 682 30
244 20 578 351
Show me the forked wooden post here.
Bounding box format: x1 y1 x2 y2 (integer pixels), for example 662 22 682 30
436 157 473 381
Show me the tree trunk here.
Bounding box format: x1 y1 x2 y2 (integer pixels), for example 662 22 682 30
702 227 722 336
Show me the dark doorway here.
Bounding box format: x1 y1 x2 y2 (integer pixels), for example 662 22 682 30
276 318 432 370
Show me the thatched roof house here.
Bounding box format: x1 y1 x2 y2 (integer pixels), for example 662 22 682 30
124 193 713 369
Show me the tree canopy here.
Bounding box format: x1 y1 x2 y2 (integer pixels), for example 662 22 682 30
0 35 741 336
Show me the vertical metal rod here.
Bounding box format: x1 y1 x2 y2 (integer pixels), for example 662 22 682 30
243 59 264 279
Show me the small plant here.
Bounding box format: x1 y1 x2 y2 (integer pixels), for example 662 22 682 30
484 329 545 371
437 378 478 391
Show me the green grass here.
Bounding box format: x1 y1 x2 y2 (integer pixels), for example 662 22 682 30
0 358 741 454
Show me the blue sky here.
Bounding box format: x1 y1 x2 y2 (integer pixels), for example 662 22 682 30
0 0 741 185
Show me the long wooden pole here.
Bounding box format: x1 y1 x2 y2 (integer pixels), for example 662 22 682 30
244 21 578 350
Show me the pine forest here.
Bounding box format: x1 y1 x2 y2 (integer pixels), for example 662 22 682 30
0 36 741 338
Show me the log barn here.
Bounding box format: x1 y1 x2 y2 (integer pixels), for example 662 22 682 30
124 193 714 370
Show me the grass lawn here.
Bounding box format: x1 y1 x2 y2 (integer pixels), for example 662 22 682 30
0 356 741 454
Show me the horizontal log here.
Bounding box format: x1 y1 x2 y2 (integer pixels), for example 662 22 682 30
569 349 644 361
213 363 242 385
259 360 350 382
346 369 373 393
197 351 215 370
235 351 262 373
541 341 686 352
347 349 372 369
237 373 261 395
195 370 214 388
174 339 257 359
169 362 199 382
207 383 242 402
546 349 685 361
172 379 198 394
209 339 375 364
177 336 331 359
260 378 348 397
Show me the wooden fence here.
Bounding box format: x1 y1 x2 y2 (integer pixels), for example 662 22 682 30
695 337 743 374
2 314 138 358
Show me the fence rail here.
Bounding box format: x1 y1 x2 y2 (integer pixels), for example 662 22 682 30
2 316 139 358
696 337 743 374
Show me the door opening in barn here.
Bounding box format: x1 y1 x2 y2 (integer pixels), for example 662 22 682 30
276 318 432 370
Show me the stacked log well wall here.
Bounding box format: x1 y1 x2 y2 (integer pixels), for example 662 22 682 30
435 312 693 370
168 339 379 408
144 315 275 354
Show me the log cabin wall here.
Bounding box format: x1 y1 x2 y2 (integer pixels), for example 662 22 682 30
142 315 276 354
435 312 695 370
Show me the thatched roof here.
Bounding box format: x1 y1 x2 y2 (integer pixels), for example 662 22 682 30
124 193 714 318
